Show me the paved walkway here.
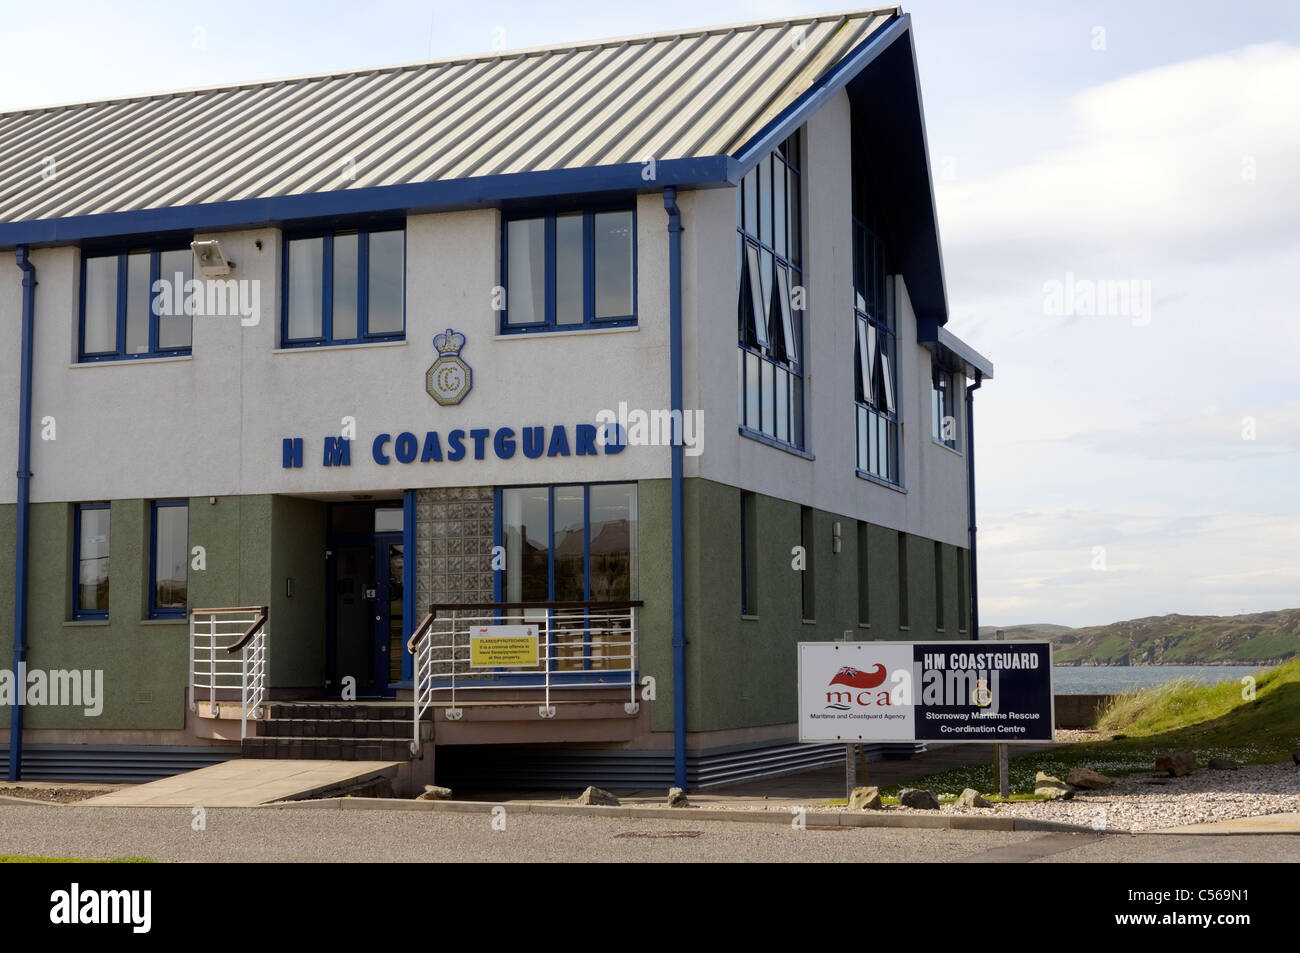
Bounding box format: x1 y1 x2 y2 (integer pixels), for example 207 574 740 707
1153 812 1300 835
80 759 401 808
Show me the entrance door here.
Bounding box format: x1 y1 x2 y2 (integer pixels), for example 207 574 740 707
327 532 404 698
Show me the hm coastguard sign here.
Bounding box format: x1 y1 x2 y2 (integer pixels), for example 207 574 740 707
798 641 1054 743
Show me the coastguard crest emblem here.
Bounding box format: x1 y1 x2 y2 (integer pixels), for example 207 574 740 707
426 328 472 406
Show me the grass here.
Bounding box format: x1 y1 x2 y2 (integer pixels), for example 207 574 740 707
877 658 1300 797
1 856 153 863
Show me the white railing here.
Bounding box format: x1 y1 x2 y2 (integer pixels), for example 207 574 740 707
410 601 642 755
189 606 269 740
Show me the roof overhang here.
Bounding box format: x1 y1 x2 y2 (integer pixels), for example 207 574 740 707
918 320 994 380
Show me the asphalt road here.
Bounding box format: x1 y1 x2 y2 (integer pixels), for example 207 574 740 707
2 805 1298 863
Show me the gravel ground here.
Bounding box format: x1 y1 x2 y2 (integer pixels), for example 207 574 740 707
0 786 116 804
879 764 1300 832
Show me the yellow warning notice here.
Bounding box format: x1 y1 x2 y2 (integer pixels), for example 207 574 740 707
469 625 539 669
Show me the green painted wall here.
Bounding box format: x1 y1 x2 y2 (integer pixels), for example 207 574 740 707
0 496 274 731
635 480 674 733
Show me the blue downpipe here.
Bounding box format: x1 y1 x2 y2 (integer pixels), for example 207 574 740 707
663 189 687 789
965 373 982 641
9 247 36 781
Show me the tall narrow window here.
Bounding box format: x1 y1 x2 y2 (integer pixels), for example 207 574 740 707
957 548 969 633
150 500 188 618
800 506 816 621
932 362 957 449
73 503 111 620
857 521 870 627
934 541 945 632
741 492 758 615
897 531 910 629
737 131 804 450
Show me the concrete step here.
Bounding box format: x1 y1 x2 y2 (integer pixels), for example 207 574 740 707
242 737 414 762
259 718 410 739
269 703 413 721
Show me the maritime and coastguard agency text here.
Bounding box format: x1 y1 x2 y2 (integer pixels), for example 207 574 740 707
1115 890 1252 929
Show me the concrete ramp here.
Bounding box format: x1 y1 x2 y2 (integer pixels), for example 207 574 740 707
81 759 402 807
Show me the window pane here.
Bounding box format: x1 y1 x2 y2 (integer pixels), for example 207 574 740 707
83 256 118 354
745 351 759 429
788 168 801 266
506 218 546 325
775 367 789 443
589 483 636 601
743 166 758 235
333 233 359 341
759 155 773 248
594 210 634 319
761 359 775 437
773 162 787 259
503 487 549 601
553 486 585 602
556 213 583 325
745 244 769 348
367 229 404 335
287 237 324 339
792 375 804 448
125 252 151 355
157 249 193 349
77 507 110 613
153 504 188 612
775 266 797 364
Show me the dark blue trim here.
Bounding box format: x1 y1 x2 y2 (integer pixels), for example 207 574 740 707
664 187 687 791
0 158 731 250
966 374 983 641
9 247 35 782
500 204 638 333
72 502 110 621
148 500 189 619
402 488 416 682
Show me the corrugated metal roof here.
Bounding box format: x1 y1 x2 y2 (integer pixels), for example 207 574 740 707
0 8 898 225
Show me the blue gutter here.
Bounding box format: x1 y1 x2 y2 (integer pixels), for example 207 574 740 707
0 158 731 250
8 247 36 781
663 188 687 790
965 373 982 641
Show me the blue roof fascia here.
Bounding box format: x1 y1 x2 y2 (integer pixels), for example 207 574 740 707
917 317 994 380
0 156 733 249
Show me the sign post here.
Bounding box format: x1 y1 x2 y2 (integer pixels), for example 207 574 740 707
995 743 1009 798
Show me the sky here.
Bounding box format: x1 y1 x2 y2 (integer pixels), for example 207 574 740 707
1 1 1296 627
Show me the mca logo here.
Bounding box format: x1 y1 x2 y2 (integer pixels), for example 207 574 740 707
825 664 890 710
426 328 472 406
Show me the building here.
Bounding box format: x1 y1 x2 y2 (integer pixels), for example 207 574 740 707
0 6 992 791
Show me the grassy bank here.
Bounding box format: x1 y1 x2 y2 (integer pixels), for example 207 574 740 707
881 657 1300 797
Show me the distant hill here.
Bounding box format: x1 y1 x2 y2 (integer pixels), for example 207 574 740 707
979 609 1300 666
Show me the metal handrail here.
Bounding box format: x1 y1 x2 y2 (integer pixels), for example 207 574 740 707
189 606 269 739
228 606 269 653
410 600 643 755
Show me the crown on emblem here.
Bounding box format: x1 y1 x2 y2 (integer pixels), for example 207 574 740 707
433 328 466 356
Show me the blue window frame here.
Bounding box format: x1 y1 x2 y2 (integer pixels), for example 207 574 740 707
853 214 901 485
73 503 111 620
737 131 804 450
500 206 637 332
149 500 189 619
282 225 406 347
79 247 193 362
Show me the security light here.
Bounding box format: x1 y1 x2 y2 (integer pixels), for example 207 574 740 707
191 239 234 277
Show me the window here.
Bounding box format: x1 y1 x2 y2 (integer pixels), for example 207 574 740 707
283 226 405 346
932 362 957 449
150 501 189 618
501 208 636 332
934 541 945 632
897 531 910 629
497 483 637 671
800 506 816 621
737 131 804 450
79 247 193 361
857 521 870 626
741 492 758 615
73 503 110 619
853 215 900 483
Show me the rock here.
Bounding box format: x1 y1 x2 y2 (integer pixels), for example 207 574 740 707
898 788 940 810
955 788 991 809
1292 747 1300 765
1067 768 1114 790
576 786 620 806
416 784 452 800
1154 751 1197 777
667 787 688 807
848 786 882 810
1208 758 1240 771
1034 771 1074 800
